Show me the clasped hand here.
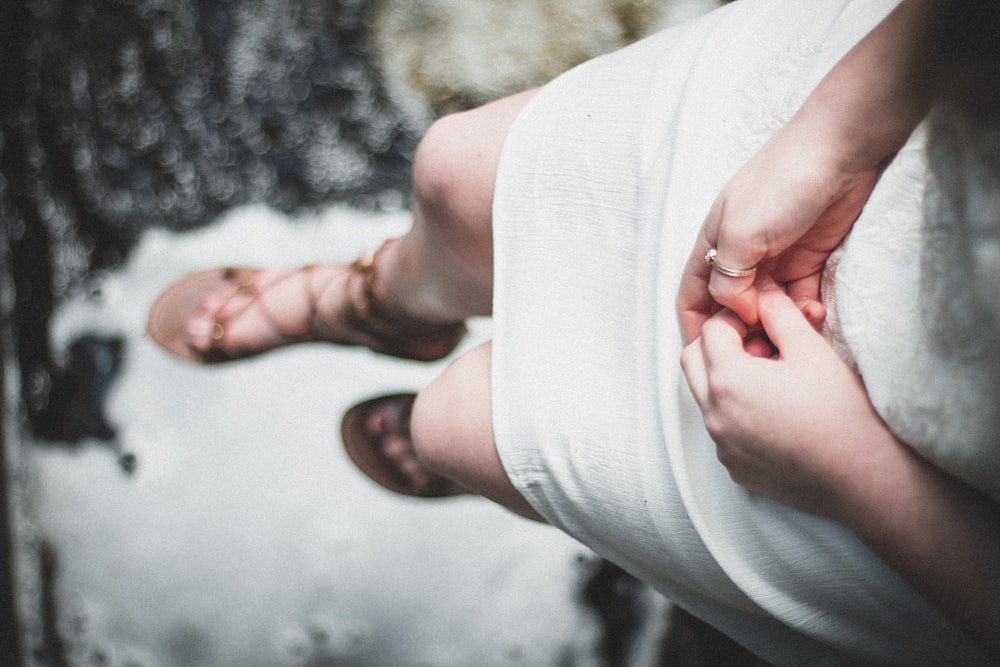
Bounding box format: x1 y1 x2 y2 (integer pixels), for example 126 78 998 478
675 113 887 517
676 115 882 343
681 283 892 519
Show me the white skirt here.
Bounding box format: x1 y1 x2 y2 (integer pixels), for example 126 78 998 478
491 0 993 663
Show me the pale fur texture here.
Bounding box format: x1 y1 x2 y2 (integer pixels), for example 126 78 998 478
370 0 724 131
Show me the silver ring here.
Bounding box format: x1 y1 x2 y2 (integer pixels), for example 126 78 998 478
704 248 758 278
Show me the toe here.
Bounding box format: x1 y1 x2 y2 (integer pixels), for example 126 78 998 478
186 312 216 351
184 275 244 352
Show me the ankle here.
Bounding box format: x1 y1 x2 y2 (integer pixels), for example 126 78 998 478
304 247 467 362
363 239 464 326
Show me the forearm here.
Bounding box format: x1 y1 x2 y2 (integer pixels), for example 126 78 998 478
788 0 962 175
837 429 1000 659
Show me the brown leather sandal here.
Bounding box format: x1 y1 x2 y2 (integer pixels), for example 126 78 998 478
146 240 466 364
338 240 467 362
340 393 466 498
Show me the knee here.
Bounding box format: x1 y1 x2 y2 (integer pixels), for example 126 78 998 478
411 111 495 240
409 380 451 476
411 342 543 521
412 113 469 216
412 88 535 226
409 343 493 479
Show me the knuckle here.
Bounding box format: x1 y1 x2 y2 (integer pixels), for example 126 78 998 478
679 343 696 371
715 444 739 472
706 278 734 302
702 411 731 444
705 368 738 402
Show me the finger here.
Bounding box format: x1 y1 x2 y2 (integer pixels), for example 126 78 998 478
753 272 826 330
680 338 709 410
785 274 826 331
744 333 775 359
677 248 718 343
699 308 751 369
715 214 767 277
707 218 768 324
756 287 820 356
708 273 759 327
786 273 821 304
794 298 827 331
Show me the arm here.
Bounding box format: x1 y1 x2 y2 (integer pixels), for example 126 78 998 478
677 0 957 341
681 285 1000 659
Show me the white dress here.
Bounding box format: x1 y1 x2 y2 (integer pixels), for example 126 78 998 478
490 0 996 663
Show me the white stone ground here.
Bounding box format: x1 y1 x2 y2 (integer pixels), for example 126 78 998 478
28 204 668 667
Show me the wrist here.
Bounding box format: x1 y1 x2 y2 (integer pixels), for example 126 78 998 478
832 428 943 562
786 97 911 181
820 420 912 530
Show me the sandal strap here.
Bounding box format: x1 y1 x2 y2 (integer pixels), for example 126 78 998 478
343 241 466 361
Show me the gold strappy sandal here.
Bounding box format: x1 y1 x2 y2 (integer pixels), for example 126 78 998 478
337 240 467 361
145 240 467 364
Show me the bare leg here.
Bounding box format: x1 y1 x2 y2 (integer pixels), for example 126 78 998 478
410 342 545 522
173 88 538 360
349 91 542 515
374 88 539 323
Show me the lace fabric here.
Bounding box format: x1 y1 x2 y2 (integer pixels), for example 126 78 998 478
827 104 1000 501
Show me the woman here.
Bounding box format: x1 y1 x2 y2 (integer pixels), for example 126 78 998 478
147 0 999 662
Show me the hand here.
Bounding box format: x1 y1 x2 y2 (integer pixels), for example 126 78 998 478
674 0 946 342
684 284 1000 659
680 284 889 518
676 121 882 343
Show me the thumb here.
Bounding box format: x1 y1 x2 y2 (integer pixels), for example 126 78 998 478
756 285 820 356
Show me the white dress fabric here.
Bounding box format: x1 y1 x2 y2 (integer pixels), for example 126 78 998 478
491 0 995 664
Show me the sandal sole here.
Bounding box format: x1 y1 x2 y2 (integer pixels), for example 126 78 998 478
341 393 466 498
146 268 256 364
